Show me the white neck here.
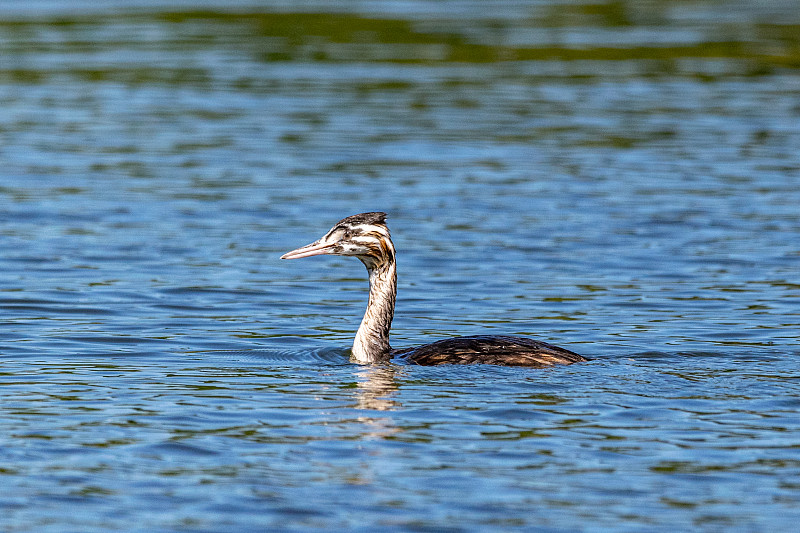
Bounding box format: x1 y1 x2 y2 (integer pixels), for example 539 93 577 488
351 260 396 363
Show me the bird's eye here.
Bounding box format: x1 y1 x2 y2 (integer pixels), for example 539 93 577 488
329 228 346 241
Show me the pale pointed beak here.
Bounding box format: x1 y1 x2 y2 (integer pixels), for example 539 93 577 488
280 239 336 260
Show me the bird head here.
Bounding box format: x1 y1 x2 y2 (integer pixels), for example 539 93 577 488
281 212 394 269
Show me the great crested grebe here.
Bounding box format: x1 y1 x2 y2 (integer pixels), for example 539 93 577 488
281 212 587 367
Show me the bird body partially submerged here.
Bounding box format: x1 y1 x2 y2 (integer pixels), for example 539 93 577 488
281 212 587 367
391 335 585 367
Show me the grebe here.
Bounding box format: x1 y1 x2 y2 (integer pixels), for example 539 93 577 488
281 212 587 367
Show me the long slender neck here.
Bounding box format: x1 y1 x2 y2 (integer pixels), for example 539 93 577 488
352 256 396 363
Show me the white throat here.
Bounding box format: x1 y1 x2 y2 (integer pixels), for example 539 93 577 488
351 260 396 363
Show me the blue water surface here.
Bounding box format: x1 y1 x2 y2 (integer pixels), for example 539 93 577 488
1 1 800 531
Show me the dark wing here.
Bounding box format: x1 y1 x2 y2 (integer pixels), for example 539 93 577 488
392 335 587 367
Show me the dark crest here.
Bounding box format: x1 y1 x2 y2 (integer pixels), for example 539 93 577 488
336 212 387 228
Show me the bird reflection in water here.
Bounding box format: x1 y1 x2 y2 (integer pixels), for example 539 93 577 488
353 365 400 412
